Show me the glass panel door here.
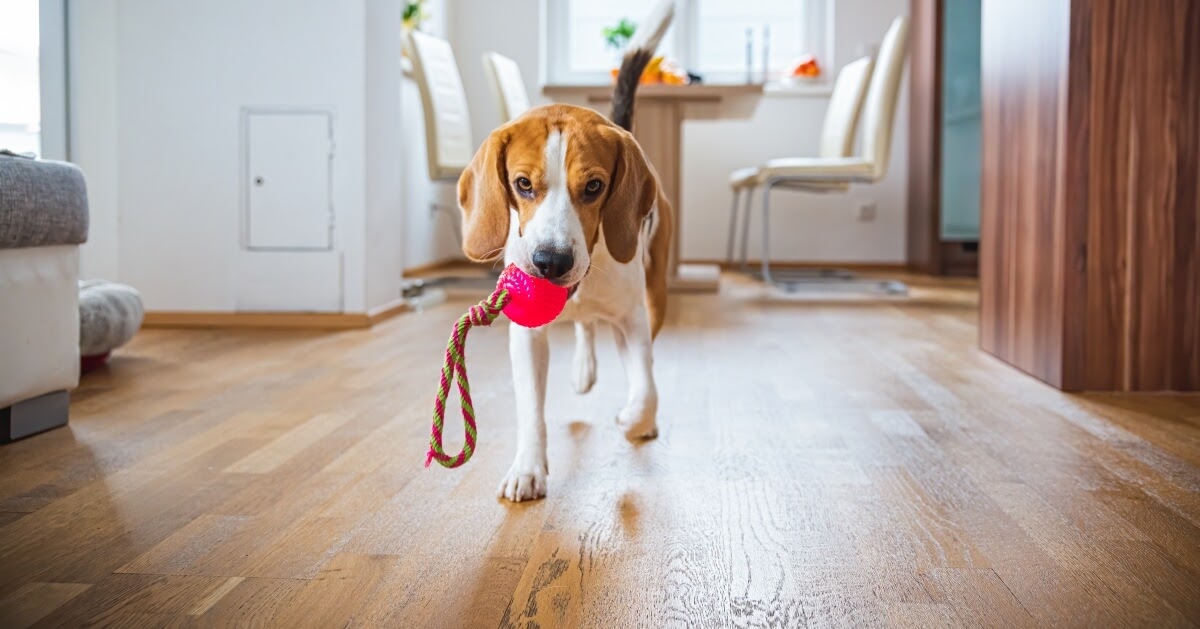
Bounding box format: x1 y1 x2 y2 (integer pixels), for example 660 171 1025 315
939 0 982 241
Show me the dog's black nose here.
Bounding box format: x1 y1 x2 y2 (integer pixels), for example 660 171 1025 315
531 248 574 281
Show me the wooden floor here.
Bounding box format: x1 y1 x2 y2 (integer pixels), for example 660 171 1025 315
1 275 1198 627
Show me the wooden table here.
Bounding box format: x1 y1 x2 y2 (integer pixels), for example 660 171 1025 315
544 83 765 292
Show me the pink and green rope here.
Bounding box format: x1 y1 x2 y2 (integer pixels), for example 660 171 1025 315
425 288 511 468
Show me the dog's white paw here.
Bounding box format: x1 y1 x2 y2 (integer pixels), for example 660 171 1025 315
498 457 548 502
573 348 596 395
617 403 659 440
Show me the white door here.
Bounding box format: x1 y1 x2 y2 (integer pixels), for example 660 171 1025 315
236 109 341 312
244 111 333 250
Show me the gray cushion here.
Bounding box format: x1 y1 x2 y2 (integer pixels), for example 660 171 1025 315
79 280 144 357
0 151 89 249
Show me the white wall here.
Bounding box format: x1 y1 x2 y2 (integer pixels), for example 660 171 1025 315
117 0 366 312
69 0 119 281
364 0 406 308
448 0 910 263
67 0 910 316
450 0 542 150
71 0 412 312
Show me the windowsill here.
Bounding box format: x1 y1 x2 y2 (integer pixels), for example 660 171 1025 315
543 82 764 99
763 78 833 97
540 78 832 97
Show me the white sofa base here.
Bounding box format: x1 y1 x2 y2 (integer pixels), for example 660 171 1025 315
0 245 80 411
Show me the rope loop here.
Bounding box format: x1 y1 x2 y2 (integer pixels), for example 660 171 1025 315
426 288 510 468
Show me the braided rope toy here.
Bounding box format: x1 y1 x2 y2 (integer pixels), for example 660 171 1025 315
426 264 569 468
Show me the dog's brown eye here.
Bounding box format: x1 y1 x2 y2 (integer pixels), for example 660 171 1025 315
584 179 604 196
514 177 533 193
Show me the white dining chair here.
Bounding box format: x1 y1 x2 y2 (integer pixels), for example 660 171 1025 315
482 52 531 123
402 30 497 295
727 54 874 266
406 30 474 183
726 16 910 293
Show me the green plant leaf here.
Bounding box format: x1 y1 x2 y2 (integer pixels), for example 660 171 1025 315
603 17 637 50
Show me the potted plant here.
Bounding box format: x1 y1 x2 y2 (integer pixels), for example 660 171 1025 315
401 0 428 63
603 17 637 76
603 18 637 51
601 17 688 85
403 0 428 33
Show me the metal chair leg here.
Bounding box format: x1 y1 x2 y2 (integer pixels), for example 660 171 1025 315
728 175 907 296
725 187 742 264
760 180 776 285
739 184 755 271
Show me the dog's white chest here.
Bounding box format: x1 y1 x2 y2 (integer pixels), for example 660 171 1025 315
558 245 645 325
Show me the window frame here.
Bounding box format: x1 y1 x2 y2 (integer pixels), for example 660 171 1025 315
541 0 833 87
40 0 68 160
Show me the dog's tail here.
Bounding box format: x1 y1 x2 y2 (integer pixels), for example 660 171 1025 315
609 0 675 132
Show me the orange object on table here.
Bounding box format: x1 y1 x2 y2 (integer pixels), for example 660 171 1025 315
790 54 821 78
610 56 689 85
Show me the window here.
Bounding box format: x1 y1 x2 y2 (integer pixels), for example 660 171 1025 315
545 0 830 85
0 0 42 155
564 0 679 75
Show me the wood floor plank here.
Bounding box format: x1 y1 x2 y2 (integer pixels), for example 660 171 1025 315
0 512 27 528
0 582 91 629
224 412 358 474
1098 540 1200 622
886 602 960 628
29 574 230 627
0 274 1195 625
269 553 402 627
186 576 307 625
185 576 244 616
1100 491 1200 576
919 568 1035 626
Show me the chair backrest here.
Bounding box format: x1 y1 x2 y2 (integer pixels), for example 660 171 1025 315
482 52 531 123
858 15 910 179
406 30 473 181
819 56 875 158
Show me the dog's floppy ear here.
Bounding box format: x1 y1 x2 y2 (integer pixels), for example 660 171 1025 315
457 131 512 262
602 130 657 263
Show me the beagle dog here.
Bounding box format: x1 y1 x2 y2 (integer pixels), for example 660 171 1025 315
458 48 672 502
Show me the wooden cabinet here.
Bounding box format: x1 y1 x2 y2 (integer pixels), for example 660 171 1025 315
978 0 1200 392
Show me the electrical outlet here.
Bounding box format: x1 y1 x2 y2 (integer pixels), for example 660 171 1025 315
857 200 878 222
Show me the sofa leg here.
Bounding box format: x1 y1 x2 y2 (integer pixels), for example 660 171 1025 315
1 390 69 444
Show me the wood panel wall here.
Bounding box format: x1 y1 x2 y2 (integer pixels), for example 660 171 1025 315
981 0 1200 392
979 0 1072 386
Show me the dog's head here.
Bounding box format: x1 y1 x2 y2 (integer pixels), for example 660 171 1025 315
457 104 658 286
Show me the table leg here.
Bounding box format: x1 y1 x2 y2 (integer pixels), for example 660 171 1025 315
630 101 720 293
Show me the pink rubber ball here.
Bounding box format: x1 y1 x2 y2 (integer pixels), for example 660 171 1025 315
497 264 569 328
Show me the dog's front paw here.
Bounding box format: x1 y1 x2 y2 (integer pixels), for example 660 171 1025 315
498 456 548 502
617 403 658 440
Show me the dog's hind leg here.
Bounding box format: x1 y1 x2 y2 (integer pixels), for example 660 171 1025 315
572 321 597 394
614 310 658 440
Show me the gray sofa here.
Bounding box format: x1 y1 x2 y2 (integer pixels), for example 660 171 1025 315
0 150 89 443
